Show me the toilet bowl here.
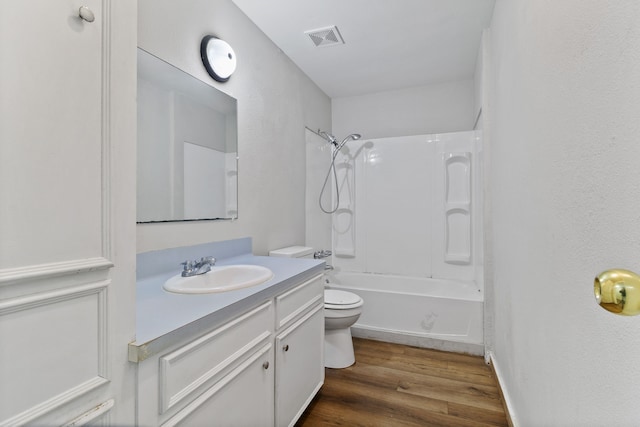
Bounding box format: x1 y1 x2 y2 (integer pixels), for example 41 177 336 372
324 289 363 369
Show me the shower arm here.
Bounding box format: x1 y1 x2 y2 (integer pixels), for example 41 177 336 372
319 131 337 147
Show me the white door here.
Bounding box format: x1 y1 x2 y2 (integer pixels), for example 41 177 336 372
0 1 136 425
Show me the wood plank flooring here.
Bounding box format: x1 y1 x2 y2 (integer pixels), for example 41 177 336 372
296 338 508 427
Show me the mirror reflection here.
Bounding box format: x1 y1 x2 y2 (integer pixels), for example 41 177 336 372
137 48 238 223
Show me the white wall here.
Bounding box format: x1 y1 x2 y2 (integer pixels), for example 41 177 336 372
137 0 331 254
332 80 475 140
304 129 333 252
488 1 640 424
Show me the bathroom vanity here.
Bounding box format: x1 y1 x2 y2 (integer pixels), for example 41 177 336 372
130 239 325 426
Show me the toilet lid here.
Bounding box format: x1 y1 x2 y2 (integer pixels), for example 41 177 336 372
325 289 362 307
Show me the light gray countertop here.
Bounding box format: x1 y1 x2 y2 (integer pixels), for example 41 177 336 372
130 251 324 362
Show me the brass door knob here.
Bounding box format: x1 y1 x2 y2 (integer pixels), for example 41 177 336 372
594 269 640 316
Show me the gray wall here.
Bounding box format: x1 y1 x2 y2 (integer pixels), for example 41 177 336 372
137 0 331 254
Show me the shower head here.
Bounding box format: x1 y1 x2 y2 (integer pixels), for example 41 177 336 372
336 133 362 150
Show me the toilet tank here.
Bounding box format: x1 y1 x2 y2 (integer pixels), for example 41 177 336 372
269 246 314 259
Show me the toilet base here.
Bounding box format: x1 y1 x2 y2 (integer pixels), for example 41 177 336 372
324 327 355 368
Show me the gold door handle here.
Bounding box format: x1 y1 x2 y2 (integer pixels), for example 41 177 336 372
594 269 640 315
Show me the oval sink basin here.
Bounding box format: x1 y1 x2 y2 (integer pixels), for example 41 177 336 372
163 265 274 294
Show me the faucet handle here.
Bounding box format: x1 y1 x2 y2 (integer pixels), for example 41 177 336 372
201 256 216 266
181 260 194 273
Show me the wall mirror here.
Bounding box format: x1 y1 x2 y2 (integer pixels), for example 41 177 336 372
137 48 238 223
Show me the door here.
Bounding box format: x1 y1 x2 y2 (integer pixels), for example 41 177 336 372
162 344 275 427
0 1 136 425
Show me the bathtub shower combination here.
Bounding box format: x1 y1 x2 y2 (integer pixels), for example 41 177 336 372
306 130 484 355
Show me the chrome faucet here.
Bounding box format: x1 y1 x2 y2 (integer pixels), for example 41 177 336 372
314 250 332 259
181 256 216 277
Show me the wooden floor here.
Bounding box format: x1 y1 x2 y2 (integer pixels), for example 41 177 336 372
296 338 509 427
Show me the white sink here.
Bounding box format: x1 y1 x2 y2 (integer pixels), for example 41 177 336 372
163 265 274 294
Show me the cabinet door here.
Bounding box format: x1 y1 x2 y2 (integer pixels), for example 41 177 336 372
163 344 275 427
275 304 324 427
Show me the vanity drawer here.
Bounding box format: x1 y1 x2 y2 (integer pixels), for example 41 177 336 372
158 301 273 414
275 274 323 330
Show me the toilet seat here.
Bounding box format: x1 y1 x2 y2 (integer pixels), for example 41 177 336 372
325 289 363 310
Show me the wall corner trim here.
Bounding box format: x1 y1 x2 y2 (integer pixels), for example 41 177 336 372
0 257 114 286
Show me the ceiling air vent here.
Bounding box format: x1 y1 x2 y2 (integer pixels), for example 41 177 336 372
304 26 345 47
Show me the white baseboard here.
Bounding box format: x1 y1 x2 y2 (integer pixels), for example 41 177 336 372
487 351 517 427
351 326 484 356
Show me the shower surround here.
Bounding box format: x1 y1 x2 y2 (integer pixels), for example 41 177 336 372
306 130 483 354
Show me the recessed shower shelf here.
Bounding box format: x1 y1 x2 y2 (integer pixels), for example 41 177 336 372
442 151 472 268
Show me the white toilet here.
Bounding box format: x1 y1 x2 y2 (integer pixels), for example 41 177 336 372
269 246 364 369
323 288 363 368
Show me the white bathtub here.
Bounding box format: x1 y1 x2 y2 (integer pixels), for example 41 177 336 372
326 271 484 355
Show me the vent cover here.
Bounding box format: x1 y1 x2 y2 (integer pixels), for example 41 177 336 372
304 26 345 47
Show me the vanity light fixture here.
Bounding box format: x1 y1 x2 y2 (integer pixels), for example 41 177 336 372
200 35 237 82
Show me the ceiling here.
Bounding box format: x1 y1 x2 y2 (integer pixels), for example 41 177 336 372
231 0 496 98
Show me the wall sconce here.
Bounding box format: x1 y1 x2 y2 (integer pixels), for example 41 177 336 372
594 269 640 315
200 35 236 82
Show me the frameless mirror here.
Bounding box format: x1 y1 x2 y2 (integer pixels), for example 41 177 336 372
137 48 238 223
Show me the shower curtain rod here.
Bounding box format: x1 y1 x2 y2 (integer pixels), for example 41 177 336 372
473 107 482 130
305 126 326 138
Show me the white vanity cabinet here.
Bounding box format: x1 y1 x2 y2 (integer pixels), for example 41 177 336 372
135 273 324 427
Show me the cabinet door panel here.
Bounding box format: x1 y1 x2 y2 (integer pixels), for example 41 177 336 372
275 304 324 427
159 301 272 413
163 344 274 427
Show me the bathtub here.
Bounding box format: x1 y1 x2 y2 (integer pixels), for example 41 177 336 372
326 271 484 355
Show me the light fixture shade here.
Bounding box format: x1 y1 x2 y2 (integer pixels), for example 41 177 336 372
200 35 237 82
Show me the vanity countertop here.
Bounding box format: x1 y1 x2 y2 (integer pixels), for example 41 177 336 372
129 252 324 362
